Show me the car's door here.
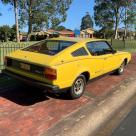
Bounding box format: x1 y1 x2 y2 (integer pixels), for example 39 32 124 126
86 42 105 77
86 41 119 76
94 41 119 73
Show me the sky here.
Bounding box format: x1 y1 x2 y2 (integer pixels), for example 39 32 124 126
0 0 95 32
61 0 95 30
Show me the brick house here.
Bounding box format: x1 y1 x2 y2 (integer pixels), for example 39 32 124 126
80 28 95 38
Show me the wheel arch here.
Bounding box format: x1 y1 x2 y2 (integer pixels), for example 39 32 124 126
124 58 128 65
73 69 91 84
80 71 90 83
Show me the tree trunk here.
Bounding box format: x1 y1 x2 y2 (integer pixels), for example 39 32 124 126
124 8 127 38
114 10 119 39
114 25 118 39
14 0 20 42
27 0 33 41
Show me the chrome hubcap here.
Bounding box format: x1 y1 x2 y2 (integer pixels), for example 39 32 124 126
119 64 124 73
74 78 84 95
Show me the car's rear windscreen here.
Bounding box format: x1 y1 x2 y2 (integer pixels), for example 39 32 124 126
23 40 76 55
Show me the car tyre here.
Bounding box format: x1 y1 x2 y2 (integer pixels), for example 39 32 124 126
116 61 125 75
68 75 86 99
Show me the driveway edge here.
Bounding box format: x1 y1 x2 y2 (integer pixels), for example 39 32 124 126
44 76 136 136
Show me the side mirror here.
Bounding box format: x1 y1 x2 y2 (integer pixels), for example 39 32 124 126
112 50 117 54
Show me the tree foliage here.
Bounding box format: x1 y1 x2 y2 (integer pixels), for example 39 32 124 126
1 0 20 42
19 0 72 34
10 24 17 40
124 1 136 31
94 0 114 30
55 25 66 31
0 25 16 42
80 12 94 30
1 0 72 41
94 0 136 39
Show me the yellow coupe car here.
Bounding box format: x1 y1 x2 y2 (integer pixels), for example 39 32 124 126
4 38 131 99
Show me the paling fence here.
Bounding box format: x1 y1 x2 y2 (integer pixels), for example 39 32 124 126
0 42 34 70
0 40 136 70
110 39 136 50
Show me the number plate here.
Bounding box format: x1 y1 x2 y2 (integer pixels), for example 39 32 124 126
20 63 30 71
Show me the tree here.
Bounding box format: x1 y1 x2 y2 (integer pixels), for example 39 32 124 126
80 12 94 30
123 1 136 36
19 0 72 39
1 0 20 42
0 25 12 42
10 24 16 40
94 1 114 38
94 0 135 39
55 26 66 31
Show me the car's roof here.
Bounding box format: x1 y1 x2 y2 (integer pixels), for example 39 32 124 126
50 37 104 43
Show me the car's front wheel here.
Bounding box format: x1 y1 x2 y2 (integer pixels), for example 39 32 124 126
68 75 86 99
116 61 125 75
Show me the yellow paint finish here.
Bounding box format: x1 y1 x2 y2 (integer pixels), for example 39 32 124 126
5 38 131 90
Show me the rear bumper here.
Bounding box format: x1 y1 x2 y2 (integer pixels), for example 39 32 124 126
3 70 60 92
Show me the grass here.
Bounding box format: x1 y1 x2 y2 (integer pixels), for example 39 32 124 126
108 39 136 53
123 49 136 53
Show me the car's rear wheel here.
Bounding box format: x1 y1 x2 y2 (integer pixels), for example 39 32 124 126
68 75 86 99
116 61 125 75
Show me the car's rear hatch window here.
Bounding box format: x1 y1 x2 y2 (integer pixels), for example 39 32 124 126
22 40 76 55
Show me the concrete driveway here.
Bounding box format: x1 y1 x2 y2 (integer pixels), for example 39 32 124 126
0 54 136 136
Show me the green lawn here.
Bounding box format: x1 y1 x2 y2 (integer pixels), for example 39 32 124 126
107 39 136 53
118 48 136 53
109 39 136 48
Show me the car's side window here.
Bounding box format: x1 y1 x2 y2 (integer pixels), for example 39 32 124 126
86 41 113 56
71 47 88 57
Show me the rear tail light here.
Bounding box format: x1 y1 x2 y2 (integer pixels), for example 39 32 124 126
44 67 57 80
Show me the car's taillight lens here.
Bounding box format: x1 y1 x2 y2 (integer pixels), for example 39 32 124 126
44 67 57 80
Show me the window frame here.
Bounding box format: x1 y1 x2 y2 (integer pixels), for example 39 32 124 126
71 47 89 57
86 41 115 56
22 40 76 56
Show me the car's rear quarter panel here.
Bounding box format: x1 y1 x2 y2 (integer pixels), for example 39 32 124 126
54 58 89 88
54 57 103 89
